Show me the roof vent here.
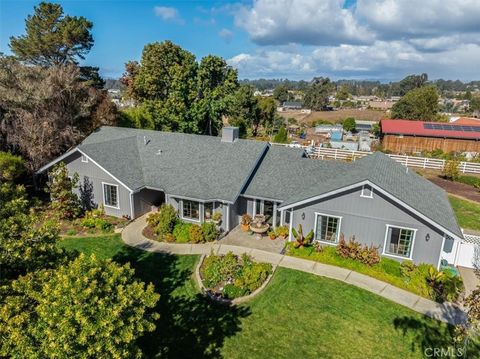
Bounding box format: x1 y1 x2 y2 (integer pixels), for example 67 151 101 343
143 136 150 146
156 149 162 155
221 127 239 143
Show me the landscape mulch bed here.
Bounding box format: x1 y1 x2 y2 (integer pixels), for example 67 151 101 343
142 225 156 240
427 177 480 202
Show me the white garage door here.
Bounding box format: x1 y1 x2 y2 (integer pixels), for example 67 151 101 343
455 235 480 269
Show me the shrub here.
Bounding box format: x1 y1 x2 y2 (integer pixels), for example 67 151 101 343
80 209 113 233
201 252 272 299
189 224 204 243
146 211 161 228
155 204 177 240
66 229 77 236
173 222 192 243
234 254 272 292
241 214 252 225
201 251 239 288
336 235 380 266
212 211 222 221
292 224 313 248
276 225 289 238
222 284 247 299
443 159 460 181
164 233 175 243
201 222 218 242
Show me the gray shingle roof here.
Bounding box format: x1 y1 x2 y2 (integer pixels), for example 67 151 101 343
76 127 461 238
277 152 462 238
78 126 267 203
243 145 350 201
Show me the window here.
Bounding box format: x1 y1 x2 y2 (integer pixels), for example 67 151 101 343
384 226 416 258
81 154 88 163
361 185 373 198
315 214 341 243
182 200 200 221
103 183 118 208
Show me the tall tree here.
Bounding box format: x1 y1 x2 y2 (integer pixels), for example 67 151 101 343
391 85 439 121
304 77 332 111
256 96 277 135
398 73 428 95
226 85 258 137
121 41 249 135
46 162 82 219
0 254 160 358
273 85 290 104
9 2 93 66
194 55 238 135
0 56 117 172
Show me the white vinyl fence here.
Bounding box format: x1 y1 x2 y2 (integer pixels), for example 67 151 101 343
272 144 480 175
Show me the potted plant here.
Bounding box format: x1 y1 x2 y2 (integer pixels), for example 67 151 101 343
211 211 222 225
268 230 277 240
241 214 252 232
276 225 289 240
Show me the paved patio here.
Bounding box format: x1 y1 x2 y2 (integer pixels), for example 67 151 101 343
219 226 286 253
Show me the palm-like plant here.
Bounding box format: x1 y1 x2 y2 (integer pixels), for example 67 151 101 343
292 224 314 248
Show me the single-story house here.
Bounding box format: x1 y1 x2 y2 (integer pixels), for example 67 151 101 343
38 126 464 268
381 119 480 153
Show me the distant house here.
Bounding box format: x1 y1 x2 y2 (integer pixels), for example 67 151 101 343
282 101 303 110
381 119 480 153
38 126 464 268
355 120 377 132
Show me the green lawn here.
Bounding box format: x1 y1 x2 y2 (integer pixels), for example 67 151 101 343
59 235 474 358
449 195 480 231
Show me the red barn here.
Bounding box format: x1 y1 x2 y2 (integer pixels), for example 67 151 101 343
381 119 480 153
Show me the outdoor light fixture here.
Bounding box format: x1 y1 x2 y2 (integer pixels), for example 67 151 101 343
425 234 430 242
301 212 305 220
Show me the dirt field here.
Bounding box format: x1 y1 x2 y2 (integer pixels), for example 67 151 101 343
278 108 386 125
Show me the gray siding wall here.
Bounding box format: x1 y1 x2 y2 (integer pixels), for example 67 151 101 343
65 152 132 218
291 187 445 266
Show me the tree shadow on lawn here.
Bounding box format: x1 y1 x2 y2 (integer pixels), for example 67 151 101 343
113 246 251 358
393 313 480 357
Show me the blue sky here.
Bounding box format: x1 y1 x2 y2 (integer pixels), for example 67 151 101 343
1 0 480 81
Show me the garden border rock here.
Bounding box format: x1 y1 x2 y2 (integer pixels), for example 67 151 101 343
194 254 276 305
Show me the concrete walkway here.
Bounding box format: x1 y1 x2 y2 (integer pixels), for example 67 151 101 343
122 215 466 325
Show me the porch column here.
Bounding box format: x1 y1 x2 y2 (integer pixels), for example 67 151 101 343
200 203 205 223
252 199 257 216
280 210 285 226
272 202 278 228
225 203 230 231
288 209 294 242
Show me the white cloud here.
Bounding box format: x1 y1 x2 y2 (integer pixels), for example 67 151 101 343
228 42 480 80
234 0 374 46
218 28 234 43
356 0 480 39
227 0 480 80
153 6 185 24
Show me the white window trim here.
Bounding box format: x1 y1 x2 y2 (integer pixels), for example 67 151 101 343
180 199 201 223
382 224 417 260
81 154 89 163
360 185 373 198
313 212 343 245
102 182 120 209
